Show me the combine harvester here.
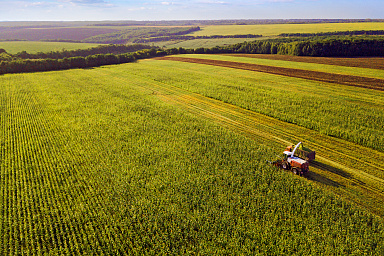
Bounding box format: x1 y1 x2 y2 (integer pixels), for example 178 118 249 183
270 142 316 176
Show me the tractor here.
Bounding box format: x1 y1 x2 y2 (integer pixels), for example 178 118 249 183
270 142 315 176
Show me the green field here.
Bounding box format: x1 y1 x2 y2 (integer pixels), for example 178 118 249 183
155 38 258 49
144 22 384 49
152 56 384 152
1 56 384 254
0 41 100 54
177 54 384 79
190 22 384 37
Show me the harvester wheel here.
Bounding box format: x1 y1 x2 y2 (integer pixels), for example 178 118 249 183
282 161 290 170
292 168 298 175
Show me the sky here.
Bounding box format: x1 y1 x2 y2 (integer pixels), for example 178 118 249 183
1 0 383 21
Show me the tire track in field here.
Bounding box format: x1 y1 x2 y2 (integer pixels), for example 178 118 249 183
158 56 384 91
128 74 384 217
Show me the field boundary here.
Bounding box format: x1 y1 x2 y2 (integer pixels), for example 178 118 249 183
224 54 384 70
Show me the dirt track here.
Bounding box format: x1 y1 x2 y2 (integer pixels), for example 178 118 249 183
159 56 384 91
224 54 384 70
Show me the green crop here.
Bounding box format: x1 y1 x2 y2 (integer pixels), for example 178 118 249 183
180 54 384 80
107 59 384 215
139 58 384 153
1 65 383 254
0 41 100 54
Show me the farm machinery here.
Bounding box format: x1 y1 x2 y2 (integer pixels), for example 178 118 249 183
269 142 315 176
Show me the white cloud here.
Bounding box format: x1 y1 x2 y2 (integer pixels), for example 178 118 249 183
65 0 105 4
23 1 57 8
197 1 228 4
58 0 116 7
264 0 294 2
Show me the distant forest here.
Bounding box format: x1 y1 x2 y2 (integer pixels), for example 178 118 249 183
10 44 152 60
204 37 384 57
2 37 384 75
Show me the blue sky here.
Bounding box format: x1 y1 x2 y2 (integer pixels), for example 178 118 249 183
1 0 383 21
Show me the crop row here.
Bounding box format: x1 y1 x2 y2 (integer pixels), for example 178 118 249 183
1 66 383 254
226 53 384 70
140 58 384 153
161 56 384 91
178 54 384 80
0 75 130 254
115 66 384 215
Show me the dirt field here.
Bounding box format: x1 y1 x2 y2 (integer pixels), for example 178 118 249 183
224 54 384 70
160 56 384 91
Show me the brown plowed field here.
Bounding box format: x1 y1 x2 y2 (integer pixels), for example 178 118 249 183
224 54 384 70
159 56 384 91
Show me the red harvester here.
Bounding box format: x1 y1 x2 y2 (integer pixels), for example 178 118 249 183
270 142 315 176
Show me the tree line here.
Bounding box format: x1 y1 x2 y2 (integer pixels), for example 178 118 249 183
13 44 152 60
207 37 384 57
2 37 384 75
0 48 177 75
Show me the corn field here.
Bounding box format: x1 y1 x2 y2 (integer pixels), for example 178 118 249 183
0 61 383 254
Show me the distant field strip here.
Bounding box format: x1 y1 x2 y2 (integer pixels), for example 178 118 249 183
174 54 384 80
120 62 384 216
160 56 384 91
191 22 384 37
226 54 384 70
0 41 100 54
0 27 118 41
156 38 258 49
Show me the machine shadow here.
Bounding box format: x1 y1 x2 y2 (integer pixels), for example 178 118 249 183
305 171 344 188
311 160 352 179
305 160 354 188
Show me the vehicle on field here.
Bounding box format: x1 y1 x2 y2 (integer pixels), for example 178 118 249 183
270 142 315 176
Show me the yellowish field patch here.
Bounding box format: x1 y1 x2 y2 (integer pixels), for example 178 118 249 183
190 22 384 37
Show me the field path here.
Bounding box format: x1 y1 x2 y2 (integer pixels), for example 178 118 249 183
128 67 384 216
158 56 384 91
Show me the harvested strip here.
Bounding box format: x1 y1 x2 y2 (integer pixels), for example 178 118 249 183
159 56 384 91
224 54 384 70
